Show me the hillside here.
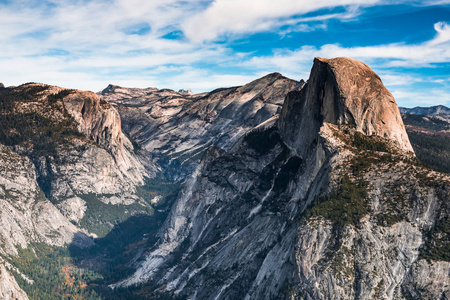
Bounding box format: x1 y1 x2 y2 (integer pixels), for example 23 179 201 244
110 58 449 299
402 113 450 173
101 73 301 181
0 58 448 300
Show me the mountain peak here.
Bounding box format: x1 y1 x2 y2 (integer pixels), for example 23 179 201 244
279 57 414 155
101 84 121 94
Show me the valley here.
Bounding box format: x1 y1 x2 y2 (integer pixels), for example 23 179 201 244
0 57 449 299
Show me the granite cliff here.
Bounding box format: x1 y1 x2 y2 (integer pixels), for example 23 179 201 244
101 73 301 180
0 84 157 298
0 58 448 299
114 58 449 299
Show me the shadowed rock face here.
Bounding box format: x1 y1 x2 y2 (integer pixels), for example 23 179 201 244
115 58 449 300
101 73 300 180
279 57 413 156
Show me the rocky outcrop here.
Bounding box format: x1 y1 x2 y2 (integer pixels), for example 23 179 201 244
279 57 413 156
101 73 299 180
0 144 92 256
0 83 156 297
0 143 94 297
115 58 448 299
0 259 29 300
0 84 156 204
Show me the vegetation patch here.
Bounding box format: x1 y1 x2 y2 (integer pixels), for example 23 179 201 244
0 87 84 157
305 174 369 227
78 194 153 238
407 131 450 173
8 243 102 300
375 184 410 227
351 131 389 153
135 176 181 208
421 216 450 262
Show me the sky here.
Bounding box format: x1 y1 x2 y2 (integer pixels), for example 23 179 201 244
0 0 449 107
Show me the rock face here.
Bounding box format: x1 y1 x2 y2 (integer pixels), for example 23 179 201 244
0 143 93 298
0 84 158 297
0 258 29 300
279 57 413 156
101 73 300 180
115 58 449 300
0 84 156 204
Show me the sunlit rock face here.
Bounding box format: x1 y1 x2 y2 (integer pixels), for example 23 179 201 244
0 83 158 297
116 58 448 300
101 73 301 180
278 57 413 157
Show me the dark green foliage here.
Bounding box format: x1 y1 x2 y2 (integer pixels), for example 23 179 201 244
402 114 450 132
350 153 395 176
69 213 170 299
135 176 181 208
8 243 101 300
421 216 450 262
306 174 369 227
407 131 450 173
47 89 76 104
375 186 409 227
376 213 403 227
244 127 281 155
351 132 389 152
78 194 154 238
0 86 84 157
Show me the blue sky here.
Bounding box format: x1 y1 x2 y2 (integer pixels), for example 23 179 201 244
0 0 449 107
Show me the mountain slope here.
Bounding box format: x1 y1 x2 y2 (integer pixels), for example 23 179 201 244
101 73 301 180
0 84 161 298
114 57 449 300
0 84 158 234
402 113 450 173
400 105 450 115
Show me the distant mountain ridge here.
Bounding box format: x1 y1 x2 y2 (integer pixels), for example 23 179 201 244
399 105 450 115
0 58 449 300
113 57 449 299
101 73 302 181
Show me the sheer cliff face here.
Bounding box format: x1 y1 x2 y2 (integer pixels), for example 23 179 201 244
2 84 153 203
279 57 413 157
0 84 154 280
117 58 448 300
0 84 157 297
101 73 300 180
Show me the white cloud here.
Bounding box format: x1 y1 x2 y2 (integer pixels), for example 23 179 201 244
428 21 450 45
182 0 378 42
0 0 448 108
391 88 450 107
243 21 450 73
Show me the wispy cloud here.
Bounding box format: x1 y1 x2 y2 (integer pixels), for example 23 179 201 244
182 0 377 42
241 21 450 106
245 21 450 70
0 0 448 107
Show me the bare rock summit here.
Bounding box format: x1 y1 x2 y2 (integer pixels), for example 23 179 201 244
279 57 414 156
